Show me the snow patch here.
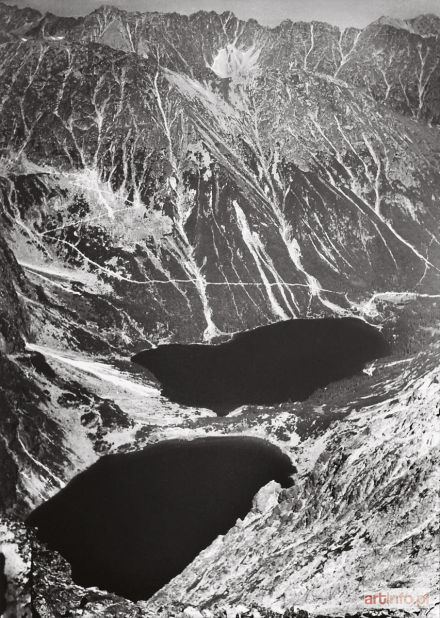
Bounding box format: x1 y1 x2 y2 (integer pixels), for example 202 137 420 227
211 44 260 80
26 344 157 398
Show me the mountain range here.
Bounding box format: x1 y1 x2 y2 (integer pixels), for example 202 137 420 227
0 3 439 616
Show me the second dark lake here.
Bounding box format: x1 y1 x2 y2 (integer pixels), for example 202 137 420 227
28 436 294 601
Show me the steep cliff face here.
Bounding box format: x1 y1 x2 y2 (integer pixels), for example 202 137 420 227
0 231 30 353
0 3 439 616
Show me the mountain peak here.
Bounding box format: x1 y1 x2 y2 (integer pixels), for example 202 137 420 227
407 13 440 36
0 1 40 19
91 4 126 17
374 13 440 36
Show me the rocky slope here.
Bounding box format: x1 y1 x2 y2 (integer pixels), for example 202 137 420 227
0 3 439 617
149 346 440 616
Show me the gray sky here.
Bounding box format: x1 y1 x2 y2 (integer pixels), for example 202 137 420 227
3 0 440 28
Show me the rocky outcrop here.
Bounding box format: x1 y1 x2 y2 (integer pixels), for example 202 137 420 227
0 517 32 617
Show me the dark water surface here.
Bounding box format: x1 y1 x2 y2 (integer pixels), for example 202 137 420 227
28 437 294 601
132 317 390 414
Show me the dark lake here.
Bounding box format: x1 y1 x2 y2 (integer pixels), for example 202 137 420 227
28 436 294 601
132 317 390 414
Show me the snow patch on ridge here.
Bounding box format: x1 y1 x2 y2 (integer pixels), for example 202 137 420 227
211 44 260 79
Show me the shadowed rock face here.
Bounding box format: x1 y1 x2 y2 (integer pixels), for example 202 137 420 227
0 231 31 354
0 554 6 616
132 317 391 414
27 436 294 602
